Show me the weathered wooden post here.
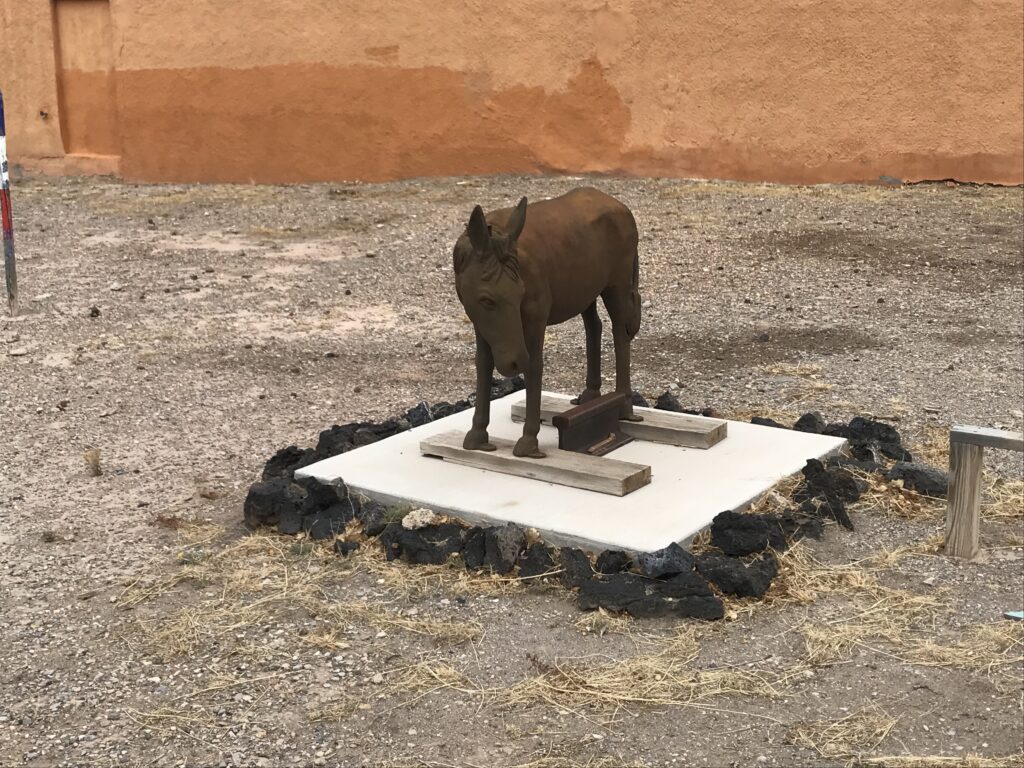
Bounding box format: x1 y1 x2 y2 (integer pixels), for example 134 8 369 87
945 426 1024 559
0 90 18 316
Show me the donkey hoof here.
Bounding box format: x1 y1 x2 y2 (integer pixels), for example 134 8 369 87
513 437 546 459
464 429 497 452
575 388 602 405
620 410 644 423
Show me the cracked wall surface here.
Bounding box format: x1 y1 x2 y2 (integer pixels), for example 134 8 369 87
2 0 1022 184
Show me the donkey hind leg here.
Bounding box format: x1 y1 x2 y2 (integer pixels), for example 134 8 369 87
602 287 642 422
572 302 602 405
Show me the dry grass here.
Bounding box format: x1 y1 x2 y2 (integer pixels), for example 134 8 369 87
788 705 899 760
83 448 102 476
121 530 481 665
901 622 1024 674
354 541 533 599
502 629 804 720
856 756 1024 768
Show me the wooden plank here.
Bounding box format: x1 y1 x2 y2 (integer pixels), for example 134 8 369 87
945 441 983 559
950 425 1024 453
511 394 727 449
420 430 651 497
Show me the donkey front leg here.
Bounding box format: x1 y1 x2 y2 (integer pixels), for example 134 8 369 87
463 331 496 451
513 330 546 459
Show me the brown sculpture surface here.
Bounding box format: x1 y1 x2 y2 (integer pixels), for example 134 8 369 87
452 187 642 459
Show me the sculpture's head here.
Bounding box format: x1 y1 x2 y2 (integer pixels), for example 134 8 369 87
453 197 529 377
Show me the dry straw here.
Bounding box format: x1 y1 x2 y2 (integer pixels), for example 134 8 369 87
788 705 899 761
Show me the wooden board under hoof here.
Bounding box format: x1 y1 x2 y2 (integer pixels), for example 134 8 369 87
511 395 727 450
420 430 652 497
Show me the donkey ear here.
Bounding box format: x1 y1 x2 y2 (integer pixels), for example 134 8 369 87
467 205 489 251
505 197 528 242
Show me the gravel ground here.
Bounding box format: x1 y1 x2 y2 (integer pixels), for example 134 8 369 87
0 174 1022 768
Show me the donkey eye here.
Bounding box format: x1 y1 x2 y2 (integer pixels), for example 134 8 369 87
480 297 497 309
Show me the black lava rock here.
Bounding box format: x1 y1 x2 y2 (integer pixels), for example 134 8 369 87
631 391 650 408
655 391 684 412
654 572 726 620
840 416 913 463
490 376 526 400
398 523 465 565
262 445 318 480
636 542 695 578
751 416 789 429
315 422 362 457
793 412 827 434
304 513 345 540
483 524 526 574
578 574 647 613
696 553 779 598
796 459 861 530
778 510 825 542
828 456 886 474
430 400 472 420
403 402 433 427
595 550 632 574
578 572 723 620
243 477 302 529
462 527 486 570
559 548 593 589
277 505 305 535
888 462 949 498
295 476 347 514
800 497 854 531
334 539 360 556
356 499 388 537
710 510 789 555
378 522 404 561
518 543 557 578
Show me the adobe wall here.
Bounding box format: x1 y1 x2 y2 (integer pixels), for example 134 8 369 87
3 0 1022 185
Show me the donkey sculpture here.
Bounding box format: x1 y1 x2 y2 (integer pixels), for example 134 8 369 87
452 187 642 459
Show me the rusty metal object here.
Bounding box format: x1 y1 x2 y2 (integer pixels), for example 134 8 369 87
552 392 634 457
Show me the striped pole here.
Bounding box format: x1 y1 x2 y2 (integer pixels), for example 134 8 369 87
1 90 18 316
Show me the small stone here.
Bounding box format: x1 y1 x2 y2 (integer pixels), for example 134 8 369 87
88 306 101 318
402 508 443 530
7 347 28 357
109 282 124 292
371 673 384 684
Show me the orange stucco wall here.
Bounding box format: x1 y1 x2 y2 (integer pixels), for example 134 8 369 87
2 0 1023 184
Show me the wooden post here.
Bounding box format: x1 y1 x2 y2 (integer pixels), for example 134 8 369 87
945 441 983 559
0 90 17 316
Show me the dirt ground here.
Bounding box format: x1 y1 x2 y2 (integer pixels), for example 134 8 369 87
1 174 1022 768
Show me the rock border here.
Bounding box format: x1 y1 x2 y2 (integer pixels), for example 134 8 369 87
242 388 948 620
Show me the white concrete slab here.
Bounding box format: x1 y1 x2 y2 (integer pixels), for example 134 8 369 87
296 392 847 553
